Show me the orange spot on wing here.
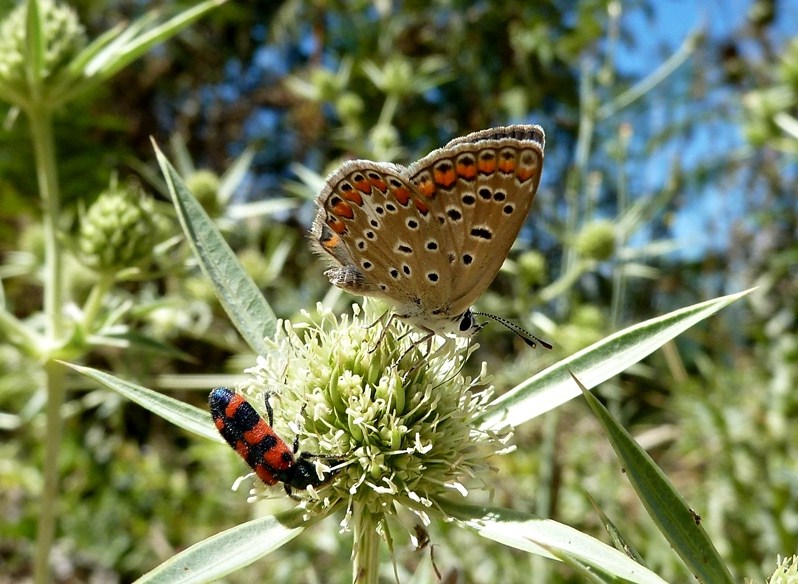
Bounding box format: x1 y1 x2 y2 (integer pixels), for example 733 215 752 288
342 190 363 205
332 201 354 219
322 233 341 249
327 218 347 234
418 176 436 197
353 177 371 194
368 176 387 192
414 199 429 215
498 157 516 173
457 161 477 180
478 157 496 174
517 166 537 182
393 186 412 205
433 167 456 188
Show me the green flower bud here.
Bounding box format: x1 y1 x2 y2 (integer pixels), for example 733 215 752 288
369 124 399 155
517 250 547 287
380 57 414 97
309 67 340 101
237 248 273 288
335 92 364 122
241 302 508 527
185 169 221 217
0 0 86 100
78 185 158 274
574 220 616 261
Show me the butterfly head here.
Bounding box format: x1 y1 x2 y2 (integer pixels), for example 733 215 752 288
402 307 485 338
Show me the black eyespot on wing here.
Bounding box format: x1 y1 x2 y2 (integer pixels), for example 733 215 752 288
470 227 492 240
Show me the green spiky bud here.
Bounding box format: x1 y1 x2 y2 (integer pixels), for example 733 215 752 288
0 0 86 101
335 92 364 122
78 184 158 274
574 220 616 261
517 250 547 287
185 169 221 217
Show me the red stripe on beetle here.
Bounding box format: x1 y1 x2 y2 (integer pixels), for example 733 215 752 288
208 387 342 496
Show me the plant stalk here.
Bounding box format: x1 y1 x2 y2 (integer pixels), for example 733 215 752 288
352 504 380 584
28 103 68 584
33 361 67 584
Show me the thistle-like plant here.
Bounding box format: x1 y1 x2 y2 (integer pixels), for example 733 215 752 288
69 149 749 583
0 2 225 581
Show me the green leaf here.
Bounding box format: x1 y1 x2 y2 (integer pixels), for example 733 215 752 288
439 499 668 584
134 508 327 584
218 146 256 205
572 372 735 584
89 329 197 363
64 363 222 443
478 289 753 430
93 0 227 81
153 141 277 356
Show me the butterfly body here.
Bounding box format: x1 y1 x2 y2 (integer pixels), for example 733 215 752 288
312 125 545 337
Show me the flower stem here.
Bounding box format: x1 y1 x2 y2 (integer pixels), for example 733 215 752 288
29 105 65 341
33 361 67 584
352 504 381 584
27 103 68 584
82 272 115 330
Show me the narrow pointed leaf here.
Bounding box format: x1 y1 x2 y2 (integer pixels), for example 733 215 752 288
439 500 668 584
572 373 734 584
218 146 256 205
97 0 226 80
478 289 752 430
64 363 222 443
154 141 276 355
135 508 324 584
82 12 160 77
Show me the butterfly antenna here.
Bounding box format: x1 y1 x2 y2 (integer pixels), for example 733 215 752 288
472 311 553 350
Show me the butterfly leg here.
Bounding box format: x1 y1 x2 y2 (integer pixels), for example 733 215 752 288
368 311 399 354
398 330 436 376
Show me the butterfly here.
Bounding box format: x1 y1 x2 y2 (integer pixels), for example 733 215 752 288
311 125 549 346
